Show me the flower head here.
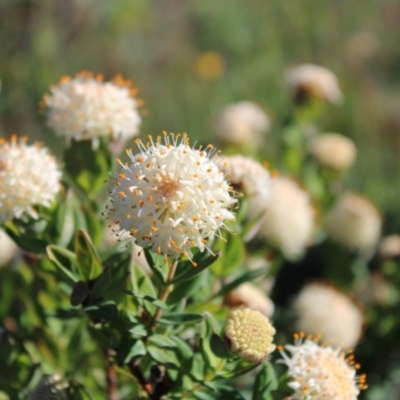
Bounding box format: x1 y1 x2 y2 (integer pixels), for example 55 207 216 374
224 283 274 317
214 101 270 147
0 136 61 223
326 192 382 251
279 335 367 400
219 155 272 217
379 234 400 259
293 282 363 349
224 307 276 363
105 133 236 261
43 72 141 143
310 133 356 170
285 63 343 103
257 176 314 259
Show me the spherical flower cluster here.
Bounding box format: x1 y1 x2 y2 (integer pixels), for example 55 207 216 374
293 282 363 349
219 155 272 217
326 192 382 251
279 336 367 400
379 234 400 259
43 72 141 143
224 307 276 363
310 133 357 170
257 176 314 259
0 229 18 266
285 63 343 103
214 101 270 148
224 283 274 317
0 136 62 223
105 133 237 261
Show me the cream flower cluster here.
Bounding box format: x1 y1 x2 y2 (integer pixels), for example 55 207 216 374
219 155 272 217
215 101 270 147
105 134 236 261
43 72 141 143
293 283 363 349
224 282 274 317
279 337 367 400
310 133 357 170
257 176 314 259
285 63 343 103
379 234 400 258
224 307 276 363
0 136 61 223
326 192 382 251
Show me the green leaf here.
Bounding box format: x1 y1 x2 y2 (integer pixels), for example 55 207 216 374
252 362 278 400
171 252 220 284
148 335 177 348
90 268 112 301
116 339 146 365
167 274 203 305
209 333 230 358
125 291 168 309
147 346 179 367
85 301 119 321
221 362 261 379
157 312 205 325
75 229 103 280
214 267 267 298
211 234 245 277
46 245 79 283
70 281 89 306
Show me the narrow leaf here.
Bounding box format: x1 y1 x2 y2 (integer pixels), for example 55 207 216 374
75 229 103 280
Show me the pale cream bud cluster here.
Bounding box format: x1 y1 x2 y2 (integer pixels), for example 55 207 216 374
310 133 356 170
105 133 236 261
293 282 363 349
257 176 314 259
379 234 400 258
224 283 274 317
219 155 272 217
279 335 367 400
326 192 382 251
285 63 343 103
215 101 270 147
224 307 276 363
43 72 141 143
0 136 61 223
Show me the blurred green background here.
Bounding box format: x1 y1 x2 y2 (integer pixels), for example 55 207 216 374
0 0 399 214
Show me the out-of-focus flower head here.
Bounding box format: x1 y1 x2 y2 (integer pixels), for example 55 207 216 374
0 135 61 223
326 192 382 252
293 282 363 349
224 282 274 317
105 133 237 263
224 307 276 363
194 51 226 80
285 63 343 104
379 234 400 259
219 155 272 217
0 229 18 266
43 72 142 145
214 101 271 148
310 133 357 170
257 176 314 260
279 334 367 400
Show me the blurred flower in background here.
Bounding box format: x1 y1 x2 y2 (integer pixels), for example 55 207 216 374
0 135 61 223
326 192 382 252
194 51 226 80
43 72 142 146
214 101 270 149
293 282 363 349
0 229 18 267
379 234 400 259
285 63 343 104
309 133 357 171
257 176 314 259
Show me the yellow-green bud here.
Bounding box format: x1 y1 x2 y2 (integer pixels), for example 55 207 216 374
224 307 276 363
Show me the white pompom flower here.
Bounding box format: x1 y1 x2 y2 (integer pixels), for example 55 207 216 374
293 282 363 349
257 176 314 259
0 136 62 223
215 101 270 148
105 133 237 262
279 335 367 400
285 63 343 104
219 155 272 217
43 72 142 144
